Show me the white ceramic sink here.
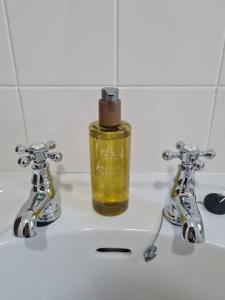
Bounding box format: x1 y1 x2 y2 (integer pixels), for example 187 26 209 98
0 173 225 300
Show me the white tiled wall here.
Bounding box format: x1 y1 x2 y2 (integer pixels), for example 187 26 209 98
0 0 225 173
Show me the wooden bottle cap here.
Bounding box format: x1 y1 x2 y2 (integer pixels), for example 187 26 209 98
99 99 121 127
99 88 121 127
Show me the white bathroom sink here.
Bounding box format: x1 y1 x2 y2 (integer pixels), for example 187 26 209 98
0 173 225 300
0 229 224 300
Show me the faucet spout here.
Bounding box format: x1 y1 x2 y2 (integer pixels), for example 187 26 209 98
164 196 205 243
14 210 37 238
182 218 204 243
164 164 205 243
175 194 204 243
13 191 59 238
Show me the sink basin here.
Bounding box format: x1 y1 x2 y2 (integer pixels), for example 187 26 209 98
0 173 225 300
1 230 225 300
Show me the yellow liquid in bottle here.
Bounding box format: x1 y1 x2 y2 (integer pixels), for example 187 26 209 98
89 121 131 216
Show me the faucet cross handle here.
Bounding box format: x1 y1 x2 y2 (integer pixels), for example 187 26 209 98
162 141 215 169
15 140 62 167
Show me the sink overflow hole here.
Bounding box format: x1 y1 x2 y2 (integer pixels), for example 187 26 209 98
96 248 132 255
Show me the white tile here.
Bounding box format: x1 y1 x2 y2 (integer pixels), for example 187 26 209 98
0 0 15 85
208 88 225 172
21 87 214 173
118 0 225 85
20 88 99 172
120 88 214 172
6 0 115 85
0 88 26 171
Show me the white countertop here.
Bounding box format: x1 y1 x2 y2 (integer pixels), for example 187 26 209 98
0 172 225 246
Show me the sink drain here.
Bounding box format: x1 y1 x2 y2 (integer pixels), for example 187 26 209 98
96 248 132 255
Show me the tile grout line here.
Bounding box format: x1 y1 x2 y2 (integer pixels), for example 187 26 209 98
117 84 217 88
1 0 17 85
205 89 217 148
115 0 118 86
206 30 225 148
2 0 29 144
0 84 220 89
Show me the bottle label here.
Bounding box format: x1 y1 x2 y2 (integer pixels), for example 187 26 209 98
95 145 125 176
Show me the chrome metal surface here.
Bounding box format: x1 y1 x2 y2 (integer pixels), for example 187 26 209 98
14 141 62 238
101 87 119 101
162 141 215 243
144 208 164 262
218 191 225 203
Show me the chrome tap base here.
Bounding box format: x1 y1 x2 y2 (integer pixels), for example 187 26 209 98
37 203 61 226
163 204 181 226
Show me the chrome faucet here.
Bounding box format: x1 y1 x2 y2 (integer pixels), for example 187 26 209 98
13 141 62 238
162 141 215 243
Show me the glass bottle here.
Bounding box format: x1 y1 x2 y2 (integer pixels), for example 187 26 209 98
89 87 131 216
